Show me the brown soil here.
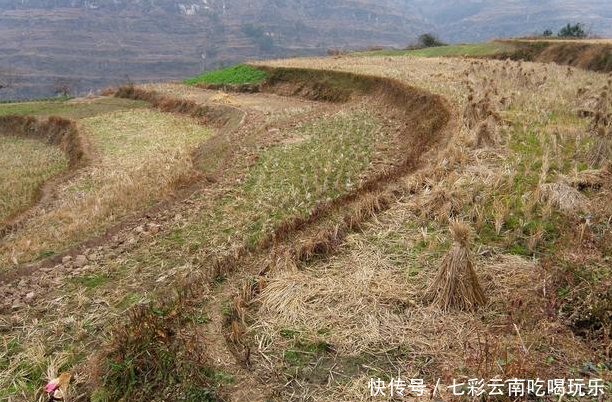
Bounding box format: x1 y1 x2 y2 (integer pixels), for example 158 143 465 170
497 39 612 72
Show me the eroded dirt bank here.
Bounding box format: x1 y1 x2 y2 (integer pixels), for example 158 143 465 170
498 40 612 72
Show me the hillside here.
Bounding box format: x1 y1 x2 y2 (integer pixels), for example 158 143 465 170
4 1 612 100
410 0 612 42
0 0 429 100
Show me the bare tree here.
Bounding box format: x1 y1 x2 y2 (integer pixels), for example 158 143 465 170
52 77 76 97
0 67 15 91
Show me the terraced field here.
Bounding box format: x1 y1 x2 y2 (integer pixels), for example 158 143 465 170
0 75 412 399
250 55 612 399
0 98 220 267
0 97 147 118
0 136 67 224
354 41 515 58
1 50 611 402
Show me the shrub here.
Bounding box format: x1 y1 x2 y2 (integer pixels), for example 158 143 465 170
543 29 553 37
93 302 220 402
558 23 587 39
52 78 76 97
241 23 274 51
327 49 348 56
417 33 446 48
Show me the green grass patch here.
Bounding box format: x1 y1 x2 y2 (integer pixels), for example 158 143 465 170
147 108 385 259
184 64 268 85
71 273 111 289
233 109 384 247
353 42 515 58
281 332 333 368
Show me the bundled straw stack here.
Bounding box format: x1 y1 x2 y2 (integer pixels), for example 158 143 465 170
427 220 487 312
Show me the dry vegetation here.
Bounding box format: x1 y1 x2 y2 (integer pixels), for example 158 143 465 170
0 83 407 401
2 52 612 402
426 219 487 312
242 55 612 399
0 97 147 119
141 82 319 118
0 136 67 225
0 109 211 266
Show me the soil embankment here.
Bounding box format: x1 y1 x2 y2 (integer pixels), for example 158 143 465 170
497 39 612 72
0 115 90 235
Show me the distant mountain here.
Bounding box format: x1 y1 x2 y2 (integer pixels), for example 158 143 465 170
409 0 612 42
1 0 612 99
0 0 431 99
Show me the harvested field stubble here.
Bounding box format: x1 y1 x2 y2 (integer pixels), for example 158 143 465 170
0 97 147 119
0 136 67 225
87 69 453 400
0 109 212 267
1 68 445 401
0 115 88 238
0 114 88 168
242 56 612 399
3 54 612 401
